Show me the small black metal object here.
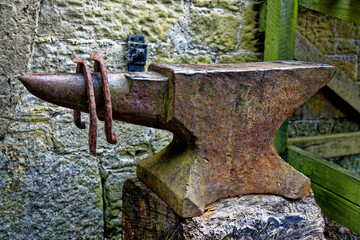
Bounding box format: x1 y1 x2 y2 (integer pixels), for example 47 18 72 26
127 34 147 72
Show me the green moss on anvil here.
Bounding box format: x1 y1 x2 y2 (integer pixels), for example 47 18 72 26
189 11 240 51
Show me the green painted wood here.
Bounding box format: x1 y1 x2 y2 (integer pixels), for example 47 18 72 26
264 0 298 158
287 145 360 205
274 120 289 159
264 0 298 61
289 132 360 158
299 0 360 24
259 3 267 32
311 183 360 235
295 31 360 114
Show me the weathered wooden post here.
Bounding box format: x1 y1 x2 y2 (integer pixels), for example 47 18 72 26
263 0 299 158
19 52 335 239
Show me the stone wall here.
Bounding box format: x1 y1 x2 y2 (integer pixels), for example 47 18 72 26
0 0 263 239
297 7 360 82
289 7 360 138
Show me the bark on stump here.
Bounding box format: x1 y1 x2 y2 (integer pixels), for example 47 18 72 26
122 178 325 240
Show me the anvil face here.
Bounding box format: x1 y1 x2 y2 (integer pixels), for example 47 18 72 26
19 61 335 218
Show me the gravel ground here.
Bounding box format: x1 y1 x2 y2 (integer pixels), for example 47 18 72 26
324 216 360 240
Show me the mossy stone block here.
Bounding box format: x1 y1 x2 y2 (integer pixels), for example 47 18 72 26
297 7 335 54
331 57 357 81
336 39 357 55
336 19 360 39
192 0 242 11
189 11 240 51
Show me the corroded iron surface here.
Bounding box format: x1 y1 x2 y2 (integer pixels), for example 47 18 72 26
73 57 98 156
74 61 86 130
90 51 117 145
19 61 335 218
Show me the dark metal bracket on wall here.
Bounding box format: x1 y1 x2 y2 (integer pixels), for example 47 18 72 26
127 34 147 72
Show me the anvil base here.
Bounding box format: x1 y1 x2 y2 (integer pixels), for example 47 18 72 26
137 141 310 218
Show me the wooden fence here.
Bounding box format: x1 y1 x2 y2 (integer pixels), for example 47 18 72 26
262 0 360 234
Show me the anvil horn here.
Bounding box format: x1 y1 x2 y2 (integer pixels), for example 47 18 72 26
19 61 336 218
19 71 170 129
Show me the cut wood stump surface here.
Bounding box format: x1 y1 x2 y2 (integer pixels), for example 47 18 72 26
122 178 325 240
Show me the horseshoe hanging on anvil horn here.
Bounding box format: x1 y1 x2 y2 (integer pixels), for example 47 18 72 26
71 51 118 156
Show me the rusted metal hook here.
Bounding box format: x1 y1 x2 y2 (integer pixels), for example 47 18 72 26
73 63 86 129
90 51 117 145
73 57 98 156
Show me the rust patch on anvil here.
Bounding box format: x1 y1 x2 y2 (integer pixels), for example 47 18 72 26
19 61 335 218
201 204 217 217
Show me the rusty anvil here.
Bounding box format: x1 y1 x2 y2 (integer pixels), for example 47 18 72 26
19 61 335 217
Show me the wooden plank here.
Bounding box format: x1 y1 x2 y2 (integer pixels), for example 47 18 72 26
295 31 360 114
287 145 360 205
289 132 360 158
259 3 267 32
274 121 289 159
264 0 298 158
311 183 360 235
299 0 360 24
264 0 298 61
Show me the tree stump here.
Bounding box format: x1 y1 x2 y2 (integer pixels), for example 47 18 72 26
122 178 325 240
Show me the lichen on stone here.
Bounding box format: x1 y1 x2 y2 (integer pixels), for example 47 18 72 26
219 54 262 63
193 0 243 11
297 7 335 55
241 2 263 53
189 10 240 51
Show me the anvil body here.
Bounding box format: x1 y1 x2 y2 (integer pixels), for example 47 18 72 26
20 61 335 217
